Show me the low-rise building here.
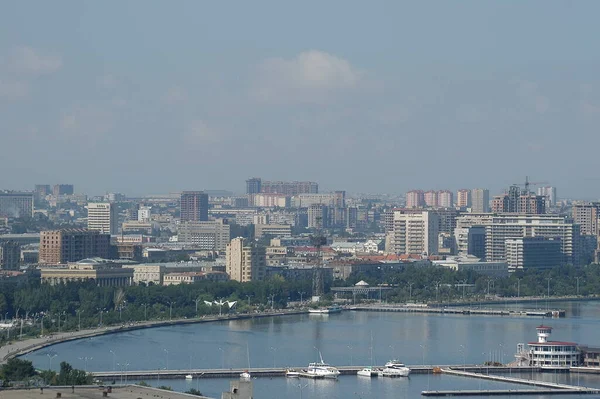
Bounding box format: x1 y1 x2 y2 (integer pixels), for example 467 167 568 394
432 255 508 277
254 224 292 239
123 264 165 285
163 271 229 285
40 258 134 286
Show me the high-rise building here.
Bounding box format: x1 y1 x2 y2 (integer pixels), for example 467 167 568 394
537 186 557 207
456 189 471 208
505 237 562 270
424 191 438 208
0 241 21 270
138 206 152 222
471 189 490 213
572 203 600 236
87 202 119 234
308 204 329 229
433 208 459 234
386 209 439 256
293 193 341 208
177 219 231 251
39 229 111 264
456 213 582 266
180 191 209 222
518 194 546 215
226 237 266 282
507 185 520 213
261 181 318 195
0 191 34 218
406 190 425 208
437 190 454 208
246 178 262 195
34 185 51 201
53 184 74 196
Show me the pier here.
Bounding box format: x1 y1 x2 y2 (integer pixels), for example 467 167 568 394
90 365 539 381
350 305 565 318
420 368 600 396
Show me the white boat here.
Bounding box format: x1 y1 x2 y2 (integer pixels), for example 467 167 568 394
300 352 340 379
285 369 300 378
185 374 193 380
378 360 411 377
357 331 377 378
357 366 378 377
240 371 251 380
308 305 343 314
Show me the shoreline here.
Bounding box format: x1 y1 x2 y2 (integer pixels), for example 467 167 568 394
1 295 597 365
0 309 308 365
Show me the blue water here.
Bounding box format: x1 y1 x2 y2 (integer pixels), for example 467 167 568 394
22 301 600 398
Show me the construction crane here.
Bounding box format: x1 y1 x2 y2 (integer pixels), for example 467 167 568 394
512 176 550 194
310 216 327 299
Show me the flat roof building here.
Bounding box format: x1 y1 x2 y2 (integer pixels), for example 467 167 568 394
39 229 111 265
0 191 34 218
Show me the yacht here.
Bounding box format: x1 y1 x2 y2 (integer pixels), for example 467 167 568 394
285 369 300 378
240 370 251 380
185 374 193 380
308 305 343 314
357 366 378 377
378 360 411 377
300 352 340 379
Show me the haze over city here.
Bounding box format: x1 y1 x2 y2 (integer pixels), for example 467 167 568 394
1 1 600 197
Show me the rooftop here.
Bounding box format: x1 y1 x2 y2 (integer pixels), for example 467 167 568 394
0 385 208 399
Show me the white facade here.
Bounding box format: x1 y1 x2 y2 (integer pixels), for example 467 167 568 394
432 256 508 277
387 210 439 256
254 224 292 239
537 186 557 207
87 202 118 235
138 206 152 222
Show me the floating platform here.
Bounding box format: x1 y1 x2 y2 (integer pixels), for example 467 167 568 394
350 305 565 318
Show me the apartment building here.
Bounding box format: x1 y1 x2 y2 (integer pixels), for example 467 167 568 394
386 209 439 256
39 229 111 264
87 202 119 234
226 237 266 282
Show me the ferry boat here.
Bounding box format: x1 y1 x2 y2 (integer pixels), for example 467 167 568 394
299 352 340 379
308 305 343 314
378 360 411 377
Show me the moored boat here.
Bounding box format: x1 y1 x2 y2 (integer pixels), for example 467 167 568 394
378 360 411 377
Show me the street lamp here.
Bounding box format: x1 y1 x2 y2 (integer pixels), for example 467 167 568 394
78 356 93 372
408 283 414 303
109 350 117 371
76 309 82 331
194 298 202 316
218 347 225 369
46 353 57 370
419 344 426 367
298 292 306 305
459 345 466 371
347 345 353 366
575 277 583 296
163 348 169 370
169 301 175 320
269 347 277 368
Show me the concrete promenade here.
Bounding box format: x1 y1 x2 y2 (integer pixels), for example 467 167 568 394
351 305 565 317
0 309 306 365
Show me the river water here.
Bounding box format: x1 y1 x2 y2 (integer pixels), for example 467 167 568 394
22 301 600 398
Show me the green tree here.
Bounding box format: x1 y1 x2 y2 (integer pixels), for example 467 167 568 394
56 362 92 386
0 358 36 382
185 388 204 396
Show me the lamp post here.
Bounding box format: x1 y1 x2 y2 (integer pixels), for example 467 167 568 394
296 382 309 399
169 301 175 321
109 350 117 371
142 303 148 321
46 353 57 370
298 292 306 305
163 348 169 370
269 347 277 368
218 347 224 369
246 295 253 307
575 277 583 296
459 345 466 371
77 309 82 331
347 345 353 366
79 356 93 372
419 344 426 367
194 298 202 316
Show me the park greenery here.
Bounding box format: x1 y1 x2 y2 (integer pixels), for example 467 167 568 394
0 263 599 347
0 358 91 387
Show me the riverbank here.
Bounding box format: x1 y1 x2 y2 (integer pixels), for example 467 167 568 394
0 309 308 365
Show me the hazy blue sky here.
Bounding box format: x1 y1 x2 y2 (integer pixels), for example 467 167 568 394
1 1 599 198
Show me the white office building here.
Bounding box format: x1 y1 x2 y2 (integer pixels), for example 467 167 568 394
386 209 439 256
87 202 118 235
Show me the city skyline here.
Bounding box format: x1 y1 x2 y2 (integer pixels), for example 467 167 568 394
1 2 600 197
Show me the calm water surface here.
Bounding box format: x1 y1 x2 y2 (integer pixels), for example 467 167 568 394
22 300 600 398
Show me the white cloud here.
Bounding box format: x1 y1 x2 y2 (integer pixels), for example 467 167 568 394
10 46 62 75
0 80 28 99
253 50 362 103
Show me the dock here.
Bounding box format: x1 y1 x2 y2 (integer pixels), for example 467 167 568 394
350 305 565 318
90 365 538 380
420 368 600 396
